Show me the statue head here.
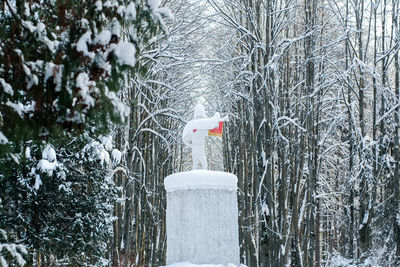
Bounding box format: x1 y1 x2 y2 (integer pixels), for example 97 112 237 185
194 104 206 119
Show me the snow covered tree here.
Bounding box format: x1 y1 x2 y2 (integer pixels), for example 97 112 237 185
0 0 170 148
0 0 170 265
209 0 400 265
1 135 117 265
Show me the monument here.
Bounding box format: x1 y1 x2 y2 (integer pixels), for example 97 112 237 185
164 104 240 265
182 103 228 170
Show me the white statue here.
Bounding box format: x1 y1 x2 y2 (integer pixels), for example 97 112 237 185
182 104 228 170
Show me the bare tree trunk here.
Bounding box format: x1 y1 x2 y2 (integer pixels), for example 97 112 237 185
304 0 318 265
393 0 400 262
354 0 370 260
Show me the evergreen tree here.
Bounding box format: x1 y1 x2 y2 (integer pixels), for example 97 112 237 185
1 135 117 265
0 0 170 265
0 0 167 147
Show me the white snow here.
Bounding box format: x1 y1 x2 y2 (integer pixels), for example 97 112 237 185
0 132 9 144
6 101 24 117
26 60 44 71
36 22 45 33
148 0 173 19
22 20 36 33
95 0 102 11
327 254 356 267
0 78 13 95
115 101 129 119
77 30 95 59
164 263 242 267
44 63 63 91
99 149 110 167
33 175 42 190
397 212 400 226
125 2 136 19
43 37 59 53
0 243 27 267
117 5 125 15
112 149 122 164
164 170 237 192
22 64 31 76
42 145 56 162
10 153 19 164
37 145 58 177
5 101 35 118
148 0 161 10
76 73 96 108
25 147 31 159
103 0 119 8
110 18 121 37
80 18 90 28
102 136 113 151
24 2 30 16
113 41 136 66
94 30 111 45
37 159 57 175
96 56 111 73
26 74 39 89
105 88 130 121
262 202 269 216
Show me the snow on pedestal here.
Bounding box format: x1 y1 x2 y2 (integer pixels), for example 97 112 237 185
164 170 240 266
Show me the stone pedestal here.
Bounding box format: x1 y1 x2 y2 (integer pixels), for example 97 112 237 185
164 170 239 265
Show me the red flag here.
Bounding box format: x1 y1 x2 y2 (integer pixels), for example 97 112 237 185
208 122 223 137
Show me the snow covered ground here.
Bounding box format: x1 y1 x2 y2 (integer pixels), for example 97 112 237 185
163 263 247 267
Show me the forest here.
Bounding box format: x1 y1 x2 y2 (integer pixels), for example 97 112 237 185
1 0 400 266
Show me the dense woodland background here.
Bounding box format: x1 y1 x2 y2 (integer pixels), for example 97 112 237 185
1 0 400 266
